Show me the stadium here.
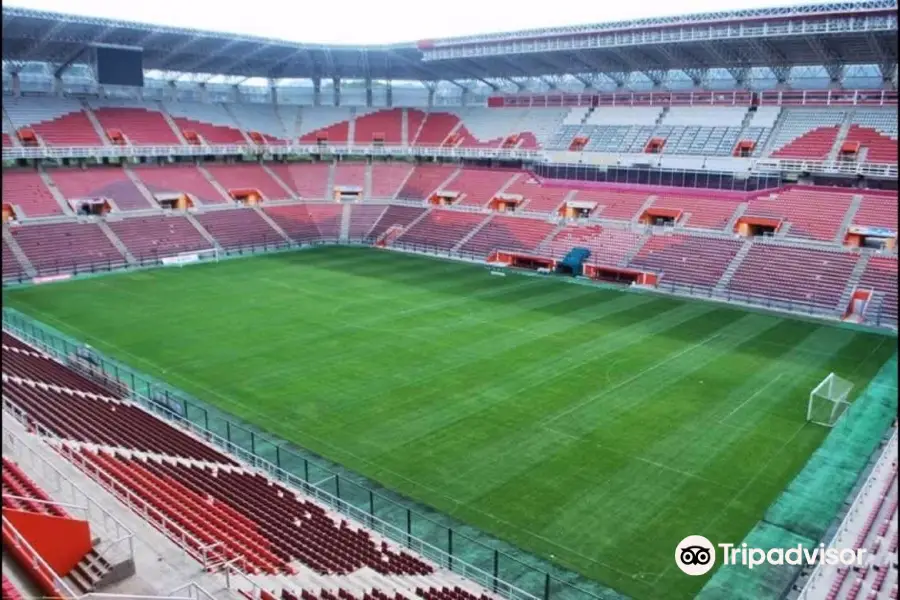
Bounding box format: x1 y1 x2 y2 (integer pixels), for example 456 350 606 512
0 1 897 599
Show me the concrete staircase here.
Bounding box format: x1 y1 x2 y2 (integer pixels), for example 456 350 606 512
409 110 428 146
495 172 523 198
827 111 855 162
432 168 462 198
395 207 433 241
619 232 652 267
2 107 21 146
252 205 292 243
37 168 75 215
632 195 658 226
836 251 873 314
452 214 494 252
759 108 786 157
536 222 568 253
158 103 188 145
347 110 357 145
392 166 416 201
714 239 754 292
184 212 221 250
196 165 234 203
97 219 136 264
834 194 864 243
123 166 159 208
441 122 464 147
401 108 409 146
340 203 352 243
81 103 110 146
363 163 374 201
261 163 298 200
325 162 337 201
222 104 255 145
2 226 37 277
725 202 749 233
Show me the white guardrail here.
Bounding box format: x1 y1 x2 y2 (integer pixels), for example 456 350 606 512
2 143 897 178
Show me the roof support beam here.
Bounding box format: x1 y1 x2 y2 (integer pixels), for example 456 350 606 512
804 37 845 83
20 21 69 61
745 39 790 81
53 47 89 78
727 67 750 87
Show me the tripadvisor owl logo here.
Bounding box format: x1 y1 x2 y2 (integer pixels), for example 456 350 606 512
675 535 716 576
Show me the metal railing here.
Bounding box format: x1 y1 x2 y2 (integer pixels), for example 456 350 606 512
2 513 80 598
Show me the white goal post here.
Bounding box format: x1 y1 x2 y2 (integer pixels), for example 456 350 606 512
807 372 854 427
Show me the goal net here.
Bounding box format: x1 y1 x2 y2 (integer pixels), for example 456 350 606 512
807 372 854 427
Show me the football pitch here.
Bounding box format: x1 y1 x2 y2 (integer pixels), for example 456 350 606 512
4 246 896 600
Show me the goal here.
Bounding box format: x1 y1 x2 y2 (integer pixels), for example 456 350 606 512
807 373 854 427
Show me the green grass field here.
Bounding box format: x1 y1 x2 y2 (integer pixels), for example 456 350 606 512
4 246 896 600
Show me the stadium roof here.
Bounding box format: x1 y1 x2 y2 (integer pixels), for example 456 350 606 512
2 1 897 84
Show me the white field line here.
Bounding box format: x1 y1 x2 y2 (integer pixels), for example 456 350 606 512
719 373 785 424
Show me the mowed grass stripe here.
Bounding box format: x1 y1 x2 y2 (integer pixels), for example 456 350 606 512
5 246 895 600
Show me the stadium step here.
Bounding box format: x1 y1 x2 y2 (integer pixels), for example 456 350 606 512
2 107 21 146
401 108 409 146
632 194 658 226
96 220 136 264
392 167 417 201
759 107 786 157
221 103 255 145
619 231 652 267
834 194 865 244
37 167 75 216
410 110 429 146
363 163 373 201
827 111 855 162
1 227 37 278
252 205 293 243
325 162 337 201
432 168 462 198
157 103 189 144
725 202 749 233
81 103 111 147
261 163 298 200
837 251 873 315
122 166 161 209
452 214 494 252
340 203 352 243
196 165 235 203
714 238 754 292
184 211 222 250
347 109 358 146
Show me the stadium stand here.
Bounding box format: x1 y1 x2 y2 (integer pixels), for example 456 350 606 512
366 205 428 241
446 168 521 207
7 221 125 274
204 164 293 201
133 164 232 205
370 164 414 199
4 96 103 146
459 215 556 257
767 109 847 160
87 99 183 145
268 163 331 200
193 208 283 248
395 210 487 250
396 164 459 201
49 167 155 211
105 214 214 260
2 169 65 217
744 187 856 241
628 234 743 288
161 101 248 144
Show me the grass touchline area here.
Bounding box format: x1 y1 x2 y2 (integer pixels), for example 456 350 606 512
4 246 896 600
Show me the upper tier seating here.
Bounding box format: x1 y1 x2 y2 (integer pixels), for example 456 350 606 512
267 163 330 200
353 109 403 144
106 215 212 260
745 188 854 241
858 257 898 325
2 238 26 282
5 96 103 146
347 204 389 240
502 176 571 215
852 192 898 230
8 222 124 274
133 165 231 205
2 170 64 217
844 110 898 164
663 107 748 127
648 194 742 230
194 208 282 248
162 102 246 144
394 210 486 250
203 164 291 201
587 107 663 126
449 108 530 148
768 109 846 160
447 169 521 207
726 245 858 310
459 215 556 257
298 108 352 144
49 168 154 211
396 165 458 201
226 104 291 143
88 99 181 145
2 457 68 517
412 111 458 146
367 205 427 240
545 225 644 266
370 164 414 199
571 189 652 221
628 234 743 288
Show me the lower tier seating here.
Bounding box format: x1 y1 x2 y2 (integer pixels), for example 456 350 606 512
745 188 854 242
347 205 388 240
394 210 487 251
194 208 283 249
545 226 643 267
726 245 858 310
263 204 341 242
2 238 26 281
7 222 125 274
628 235 743 288
367 206 427 241
107 215 212 260
852 192 898 230
460 216 555 257
2 457 68 517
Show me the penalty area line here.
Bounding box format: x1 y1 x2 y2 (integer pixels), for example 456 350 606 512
718 373 784 424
